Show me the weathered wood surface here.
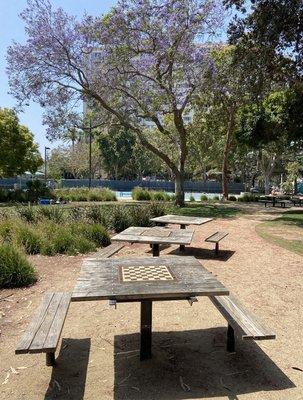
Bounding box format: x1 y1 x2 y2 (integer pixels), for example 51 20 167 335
150 214 213 226
210 295 276 340
111 226 194 245
72 256 229 302
205 231 228 243
91 243 125 259
15 292 71 354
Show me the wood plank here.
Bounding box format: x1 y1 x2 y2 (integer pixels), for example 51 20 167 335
42 293 71 353
210 295 276 340
205 231 228 243
15 293 54 354
72 256 229 302
92 243 125 259
29 293 63 353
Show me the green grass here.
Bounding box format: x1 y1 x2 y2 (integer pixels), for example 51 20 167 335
170 203 243 218
256 210 303 255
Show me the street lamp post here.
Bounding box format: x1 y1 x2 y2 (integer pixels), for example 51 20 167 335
44 146 50 183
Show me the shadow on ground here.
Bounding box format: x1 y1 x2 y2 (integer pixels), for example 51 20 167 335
169 247 235 261
113 328 294 400
44 338 90 400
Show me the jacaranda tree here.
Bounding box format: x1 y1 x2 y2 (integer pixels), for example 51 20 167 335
7 0 223 206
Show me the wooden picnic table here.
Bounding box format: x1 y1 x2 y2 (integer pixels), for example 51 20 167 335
72 256 229 360
150 215 213 251
111 226 194 256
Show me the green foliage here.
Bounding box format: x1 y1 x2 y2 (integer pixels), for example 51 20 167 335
132 187 152 201
55 187 117 202
16 206 37 223
81 224 111 247
26 180 53 203
200 194 208 201
189 195 196 202
238 194 257 202
109 206 131 232
37 206 64 223
128 206 153 227
16 226 41 254
0 244 37 288
0 108 43 177
152 191 171 201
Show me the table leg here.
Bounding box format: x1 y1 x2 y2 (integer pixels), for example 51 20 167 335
140 300 152 360
227 324 235 352
152 243 160 256
180 224 186 251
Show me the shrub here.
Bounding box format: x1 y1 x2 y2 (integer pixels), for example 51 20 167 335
200 194 208 201
0 220 16 244
132 187 152 201
0 189 8 203
16 226 41 254
16 206 37 223
148 202 167 218
213 195 220 201
82 224 111 247
109 206 130 232
189 195 196 202
228 195 237 201
76 237 96 253
37 206 64 223
0 244 37 288
26 180 53 203
85 205 108 225
128 205 153 227
238 194 258 202
55 187 116 202
152 191 171 201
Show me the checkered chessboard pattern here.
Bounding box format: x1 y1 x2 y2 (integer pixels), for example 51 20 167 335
121 265 174 282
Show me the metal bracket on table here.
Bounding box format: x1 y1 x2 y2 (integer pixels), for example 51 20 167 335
109 299 117 309
187 296 198 306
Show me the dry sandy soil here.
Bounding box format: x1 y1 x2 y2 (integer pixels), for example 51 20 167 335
0 205 302 400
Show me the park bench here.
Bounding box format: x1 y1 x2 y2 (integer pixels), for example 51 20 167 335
205 231 228 254
93 242 125 258
210 294 276 352
15 292 71 366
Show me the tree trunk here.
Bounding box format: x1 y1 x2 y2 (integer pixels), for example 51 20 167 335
264 175 271 194
175 170 185 207
222 108 235 200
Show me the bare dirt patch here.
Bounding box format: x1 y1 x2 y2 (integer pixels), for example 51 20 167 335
0 211 302 399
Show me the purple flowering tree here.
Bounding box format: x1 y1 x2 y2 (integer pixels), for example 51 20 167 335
7 0 223 206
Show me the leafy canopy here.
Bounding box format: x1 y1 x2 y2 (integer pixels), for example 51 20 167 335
0 108 43 177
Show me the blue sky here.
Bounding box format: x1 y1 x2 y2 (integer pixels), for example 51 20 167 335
0 0 115 154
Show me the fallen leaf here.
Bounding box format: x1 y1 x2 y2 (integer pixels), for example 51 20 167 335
292 367 303 372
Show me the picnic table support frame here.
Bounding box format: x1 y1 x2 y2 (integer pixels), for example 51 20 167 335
46 352 56 367
227 324 235 353
140 300 152 360
152 243 160 257
215 242 219 255
180 224 186 252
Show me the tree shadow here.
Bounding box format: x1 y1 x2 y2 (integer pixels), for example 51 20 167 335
113 328 294 400
44 338 91 400
169 247 235 261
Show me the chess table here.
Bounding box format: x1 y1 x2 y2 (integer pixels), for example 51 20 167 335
111 226 194 256
150 214 213 250
72 256 229 360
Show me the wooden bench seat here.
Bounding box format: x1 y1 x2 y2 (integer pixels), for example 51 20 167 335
16 292 71 366
205 231 228 254
93 243 125 258
210 294 276 352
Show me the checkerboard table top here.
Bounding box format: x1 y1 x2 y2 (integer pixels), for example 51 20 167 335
111 226 194 245
72 256 229 301
150 214 213 226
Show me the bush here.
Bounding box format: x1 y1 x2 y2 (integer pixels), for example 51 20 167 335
55 187 116 202
26 180 53 203
16 206 37 223
16 226 41 254
128 205 153 227
152 191 171 201
200 194 208 201
238 194 258 202
109 206 130 232
0 244 37 288
148 202 167 218
85 205 108 225
0 220 16 244
189 195 195 202
132 187 152 201
213 195 220 201
228 195 237 201
37 206 64 223
81 224 111 247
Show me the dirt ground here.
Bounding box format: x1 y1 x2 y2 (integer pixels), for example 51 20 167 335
0 205 302 400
